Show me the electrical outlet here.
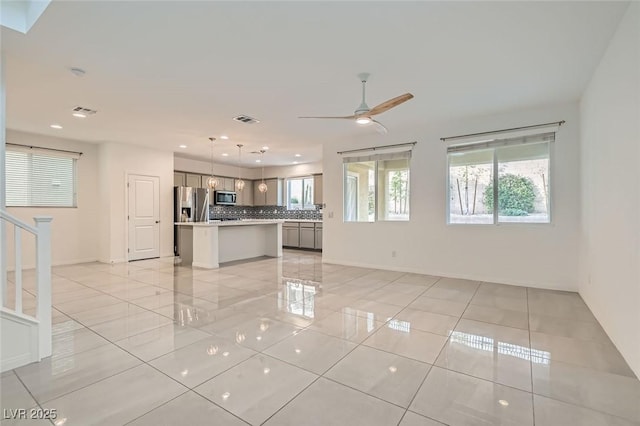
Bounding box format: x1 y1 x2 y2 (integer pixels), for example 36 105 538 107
391 250 397 258
328 211 334 218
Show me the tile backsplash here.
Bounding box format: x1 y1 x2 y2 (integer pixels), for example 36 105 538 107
209 205 322 221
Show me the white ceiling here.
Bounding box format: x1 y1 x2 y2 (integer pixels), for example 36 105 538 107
0 1 629 167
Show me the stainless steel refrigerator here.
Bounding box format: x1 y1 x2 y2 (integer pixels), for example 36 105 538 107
174 186 209 256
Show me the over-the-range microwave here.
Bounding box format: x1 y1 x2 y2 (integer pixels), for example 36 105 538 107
214 190 237 206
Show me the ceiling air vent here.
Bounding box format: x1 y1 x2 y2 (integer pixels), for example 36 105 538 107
233 115 260 124
72 106 97 116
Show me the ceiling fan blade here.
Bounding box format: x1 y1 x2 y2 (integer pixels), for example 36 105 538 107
371 119 388 134
367 93 414 116
298 115 356 120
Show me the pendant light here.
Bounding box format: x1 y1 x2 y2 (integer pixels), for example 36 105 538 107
235 144 245 191
258 149 268 193
206 137 219 189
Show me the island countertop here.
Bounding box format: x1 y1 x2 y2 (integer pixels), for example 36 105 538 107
175 219 283 269
175 219 285 227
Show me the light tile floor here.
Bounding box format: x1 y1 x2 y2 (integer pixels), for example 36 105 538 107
2 250 640 425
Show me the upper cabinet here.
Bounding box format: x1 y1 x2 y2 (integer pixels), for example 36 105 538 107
236 180 254 206
313 174 323 205
174 172 186 187
254 178 283 206
222 178 235 192
186 173 202 188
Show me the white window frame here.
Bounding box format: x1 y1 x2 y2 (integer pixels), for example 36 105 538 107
342 147 412 223
446 132 554 226
5 145 79 208
286 176 315 210
380 162 410 221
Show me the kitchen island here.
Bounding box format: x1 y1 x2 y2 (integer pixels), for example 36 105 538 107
175 220 284 269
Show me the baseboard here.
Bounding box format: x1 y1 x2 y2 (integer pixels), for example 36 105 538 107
6 257 100 272
192 261 219 269
321 257 577 292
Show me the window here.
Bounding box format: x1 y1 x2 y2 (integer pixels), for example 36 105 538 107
447 132 552 224
344 161 375 222
378 158 410 221
343 148 411 222
5 146 78 207
286 176 314 210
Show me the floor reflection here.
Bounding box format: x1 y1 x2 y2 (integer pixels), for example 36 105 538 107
278 278 320 318
450 331 550 364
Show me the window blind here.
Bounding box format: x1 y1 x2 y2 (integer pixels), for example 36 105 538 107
5 147 78 207
342 148 412 164
447 132 555 154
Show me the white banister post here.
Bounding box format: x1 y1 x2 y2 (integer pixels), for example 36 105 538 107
15 226 22 314
34 216 52 359
1 50 7 307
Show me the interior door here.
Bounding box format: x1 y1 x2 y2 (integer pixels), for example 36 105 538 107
128 174 160 261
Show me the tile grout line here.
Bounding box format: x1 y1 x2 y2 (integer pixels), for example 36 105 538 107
121 389 193 426
398 279 482 425
527 287 536 426
23 257 636 425
245 276 440 425
10 370 56 426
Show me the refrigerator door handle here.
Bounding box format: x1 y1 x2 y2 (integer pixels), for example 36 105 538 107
199 191 210 222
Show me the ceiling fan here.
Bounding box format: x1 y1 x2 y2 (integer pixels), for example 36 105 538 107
299 73 414 134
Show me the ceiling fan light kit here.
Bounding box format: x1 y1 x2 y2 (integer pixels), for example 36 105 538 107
299 72 414 134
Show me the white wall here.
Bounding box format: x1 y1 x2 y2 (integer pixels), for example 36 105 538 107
263 162 322 179
99 142 174 263
174 156 261 180
173 156 322 181
5 129 100 267
323 102 580 291
579 3 640 377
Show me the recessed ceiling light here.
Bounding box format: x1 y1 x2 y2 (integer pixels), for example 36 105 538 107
293 161 299 164
294 154 301 157
50 124 62 129
256 159 261 163
220 135 229 140
262 146 269 150
498 400 509 407
222 153 229 156
72 113 86 118
179 145 187 149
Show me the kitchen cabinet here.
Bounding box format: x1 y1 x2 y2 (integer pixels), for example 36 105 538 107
283 222 300 247
314 224 323 249
174 172 186 187
236 180 253 206
299 223 315 249
200 175 234 191
265 178 283 206
254 178 283 206
282 221 322 250
186 173 202 188
313 174 323 205
222 178 235 191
